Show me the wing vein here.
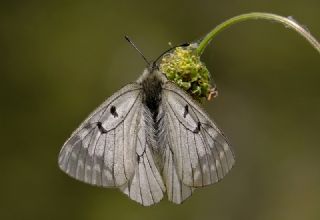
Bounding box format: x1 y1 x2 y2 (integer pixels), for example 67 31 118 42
101 132 107 186
186 131 195 185
202 128 227 176
64 127 95 171
143 157 155 204
91 132 102 184
193 132 203 186
198 132 213 183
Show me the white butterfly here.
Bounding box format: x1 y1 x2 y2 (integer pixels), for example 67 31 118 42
58 62 235 206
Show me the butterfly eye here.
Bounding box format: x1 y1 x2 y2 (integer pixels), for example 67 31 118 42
183 105 189 118
110 105 118 117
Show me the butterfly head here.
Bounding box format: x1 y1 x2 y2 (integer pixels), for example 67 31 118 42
147 61 159 73
126 36 216 101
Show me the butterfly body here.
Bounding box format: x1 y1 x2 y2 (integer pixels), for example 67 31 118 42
59 64 235 206
138 67 166 172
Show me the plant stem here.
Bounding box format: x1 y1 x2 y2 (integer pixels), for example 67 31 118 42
197 12 320 55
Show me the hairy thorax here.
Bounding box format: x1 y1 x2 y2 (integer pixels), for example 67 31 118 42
142 73 163 112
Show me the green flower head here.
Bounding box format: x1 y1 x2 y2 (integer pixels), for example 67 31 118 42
159 43 216 102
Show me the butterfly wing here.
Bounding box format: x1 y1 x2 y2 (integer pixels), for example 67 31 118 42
162 81 235 191
120 105 166 206
59 82 166 205
58 83 143 187
161 136 194 204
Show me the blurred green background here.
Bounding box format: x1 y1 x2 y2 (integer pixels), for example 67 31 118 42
1 0 319 220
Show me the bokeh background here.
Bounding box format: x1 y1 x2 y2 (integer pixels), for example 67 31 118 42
1 1 319 220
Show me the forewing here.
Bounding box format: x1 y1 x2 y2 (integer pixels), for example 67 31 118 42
162 82 235 188
58 83 142 187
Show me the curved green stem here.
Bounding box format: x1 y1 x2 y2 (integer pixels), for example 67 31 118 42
197 12 320 55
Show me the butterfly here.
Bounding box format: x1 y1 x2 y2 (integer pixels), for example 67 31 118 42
58 44 235 206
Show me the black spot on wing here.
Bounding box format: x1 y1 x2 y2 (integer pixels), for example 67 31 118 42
97 122 107 133
183 105 189 118
110 105 118 117
193 122 201 134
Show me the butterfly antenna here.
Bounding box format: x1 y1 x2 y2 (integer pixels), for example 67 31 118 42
124 36 150 65
154 42 190 64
